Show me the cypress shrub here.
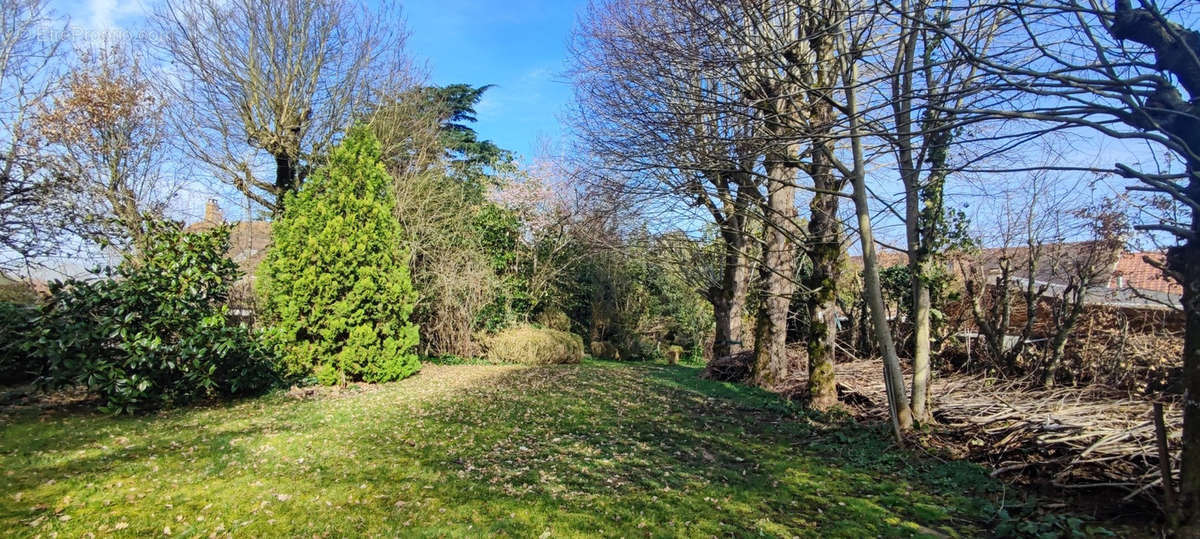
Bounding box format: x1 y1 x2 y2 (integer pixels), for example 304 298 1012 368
260 126 420 385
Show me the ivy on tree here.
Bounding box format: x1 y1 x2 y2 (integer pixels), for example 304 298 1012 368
261 125 420 385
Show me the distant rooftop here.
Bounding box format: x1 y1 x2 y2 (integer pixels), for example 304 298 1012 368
851 242 1181 310
186 200 272 280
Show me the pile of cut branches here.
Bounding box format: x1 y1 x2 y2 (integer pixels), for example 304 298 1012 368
831 359 1181 509
701 351 754 383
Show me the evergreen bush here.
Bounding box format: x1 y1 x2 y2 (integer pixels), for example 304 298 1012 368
0 301 39 384
260 126 420 384
26 221 277 413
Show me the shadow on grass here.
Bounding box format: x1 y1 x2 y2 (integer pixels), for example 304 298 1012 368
1 362 1000 537
339 362 1000 536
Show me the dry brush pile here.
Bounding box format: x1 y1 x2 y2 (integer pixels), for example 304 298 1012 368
832 359 1181 510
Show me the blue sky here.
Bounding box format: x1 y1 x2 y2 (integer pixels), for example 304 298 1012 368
35 0 586 274
38 0 1197 256
54 0 586 162
403 1 586 162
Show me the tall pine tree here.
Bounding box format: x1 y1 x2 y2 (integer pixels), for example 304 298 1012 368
260 125 420 384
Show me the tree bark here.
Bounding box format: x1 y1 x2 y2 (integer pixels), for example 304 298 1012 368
910 272 933 421
1041 331 1070 389
714 228 751 359
274 152 297 212
1105 6 1200 529
859 195 915 435
804 160 842 410
845 58 913 437
1042 286 1088 389
1171 223 1200 533
753 158 799 389
893 0 933 425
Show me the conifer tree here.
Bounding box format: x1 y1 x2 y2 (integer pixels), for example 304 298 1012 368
261 125 420 384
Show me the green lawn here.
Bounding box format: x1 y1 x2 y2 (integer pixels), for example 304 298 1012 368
1 361 1003 537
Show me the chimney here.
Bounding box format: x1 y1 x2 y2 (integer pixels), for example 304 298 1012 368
204 199 224 224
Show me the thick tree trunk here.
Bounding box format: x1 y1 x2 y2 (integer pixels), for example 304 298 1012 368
805 187 841 410
1105 6 1200 531
753 159 798 390
1173 238 1200 533
803 96 843 410
714 231 751 359
274 152 297 212
713 294 734 359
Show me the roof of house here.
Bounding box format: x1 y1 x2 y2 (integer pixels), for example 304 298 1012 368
846 249 909 271
185 200 271 279
853 241 1180 309
1111 252 1180 294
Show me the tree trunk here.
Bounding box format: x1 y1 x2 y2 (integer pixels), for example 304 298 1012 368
910 271 933 423
1104 6 1200 531
753 159 798 390
713 292 733 359
1172 238 1200 532
805 186 841 410
1042 292 1085 389
714 230 751 359
1041 332 1069 389
274 152 297 212
854 177 913 435
845 58 912 437
803 90 843 410
856 297 873 358
893 0 932 425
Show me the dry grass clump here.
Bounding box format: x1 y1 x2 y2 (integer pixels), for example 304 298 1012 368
589 340 620 360
487 325 584 365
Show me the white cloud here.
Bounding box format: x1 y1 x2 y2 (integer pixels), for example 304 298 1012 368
48 0 153 46
84 0 147 31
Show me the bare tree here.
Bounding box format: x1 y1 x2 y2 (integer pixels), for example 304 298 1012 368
36 43 175 249
864 0 1005 424
715 3 809 391
153 0 413 214
825 0 916 437
1040 204 1129 387
568 0 764 361
0 0 67 269
573 0 881 407
710 0 914 416
957 198 1118 377
937 0 1200 527
722 0 845 396
669 0 851 397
